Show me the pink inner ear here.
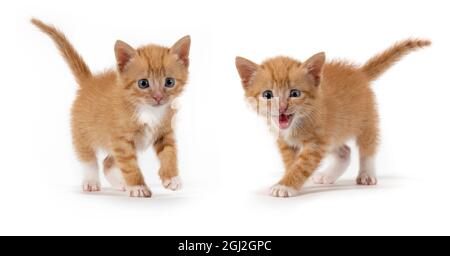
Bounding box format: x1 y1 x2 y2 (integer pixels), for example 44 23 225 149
309 71 321 86
240 67 256 87
307 63 323 86
303 52 325 86
171 37 191 68
179 55 189 67
117 51 132 72
236 58 258 88
172 48 189 67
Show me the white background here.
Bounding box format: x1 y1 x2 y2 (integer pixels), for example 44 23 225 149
0 0 449 235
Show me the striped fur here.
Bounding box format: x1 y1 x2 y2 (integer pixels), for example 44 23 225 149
236 39 430 197
32 19 190 197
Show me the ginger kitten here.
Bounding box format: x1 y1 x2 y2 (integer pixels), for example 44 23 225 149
236 39 430 197
32 19 191 197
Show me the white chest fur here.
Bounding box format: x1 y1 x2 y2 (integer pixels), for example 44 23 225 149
135 104 168 150
280 128 302 149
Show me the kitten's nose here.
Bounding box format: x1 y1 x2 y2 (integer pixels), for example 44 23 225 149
279 101 288 113
152 93 163 103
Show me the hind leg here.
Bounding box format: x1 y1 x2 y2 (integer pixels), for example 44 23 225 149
103 156 126 191
313 145 351 184
356 119 379 185
75 144 100 192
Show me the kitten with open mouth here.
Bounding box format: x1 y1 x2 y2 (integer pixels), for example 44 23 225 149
272 113 295 130
236 39 431 197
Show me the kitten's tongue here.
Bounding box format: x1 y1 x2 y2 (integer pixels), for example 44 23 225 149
279 114 291 129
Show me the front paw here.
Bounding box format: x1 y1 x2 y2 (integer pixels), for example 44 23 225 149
270 184 299 198
162 176 182 191
126 185 152 198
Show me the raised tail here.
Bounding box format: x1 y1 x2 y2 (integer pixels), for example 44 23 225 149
31 18 92 84
361 39 431 81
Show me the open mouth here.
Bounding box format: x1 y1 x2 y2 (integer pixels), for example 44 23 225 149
278 113 294 129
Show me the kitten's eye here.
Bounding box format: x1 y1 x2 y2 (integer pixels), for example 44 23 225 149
138 79 150 89
165 77 176 88
290 89 301 98
262 90 274 100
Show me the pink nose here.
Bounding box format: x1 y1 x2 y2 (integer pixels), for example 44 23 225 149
279 101 288 113
152 93 163 103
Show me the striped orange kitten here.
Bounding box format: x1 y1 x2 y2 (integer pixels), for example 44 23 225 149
236 39 430 197
32 19 191 197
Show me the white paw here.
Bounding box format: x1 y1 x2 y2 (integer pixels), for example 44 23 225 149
270 184 299 198
127 185 152 198
163 176 182 191
357 172 378 186
312 172 338 185
81 161 100 192
82 180 101 192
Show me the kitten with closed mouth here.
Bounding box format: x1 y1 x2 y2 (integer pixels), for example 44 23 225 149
236 39 430 197
32 18 190 198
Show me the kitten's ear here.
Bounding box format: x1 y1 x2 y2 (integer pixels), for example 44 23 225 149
170 35 191 68
114 40 137 73
303 52 326 86
235 57 259 88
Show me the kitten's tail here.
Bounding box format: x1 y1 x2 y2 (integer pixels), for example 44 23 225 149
361 39 431 81
31 18 92 84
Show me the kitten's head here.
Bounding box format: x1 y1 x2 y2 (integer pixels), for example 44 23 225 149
114 36 190 107
235 53 325 130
